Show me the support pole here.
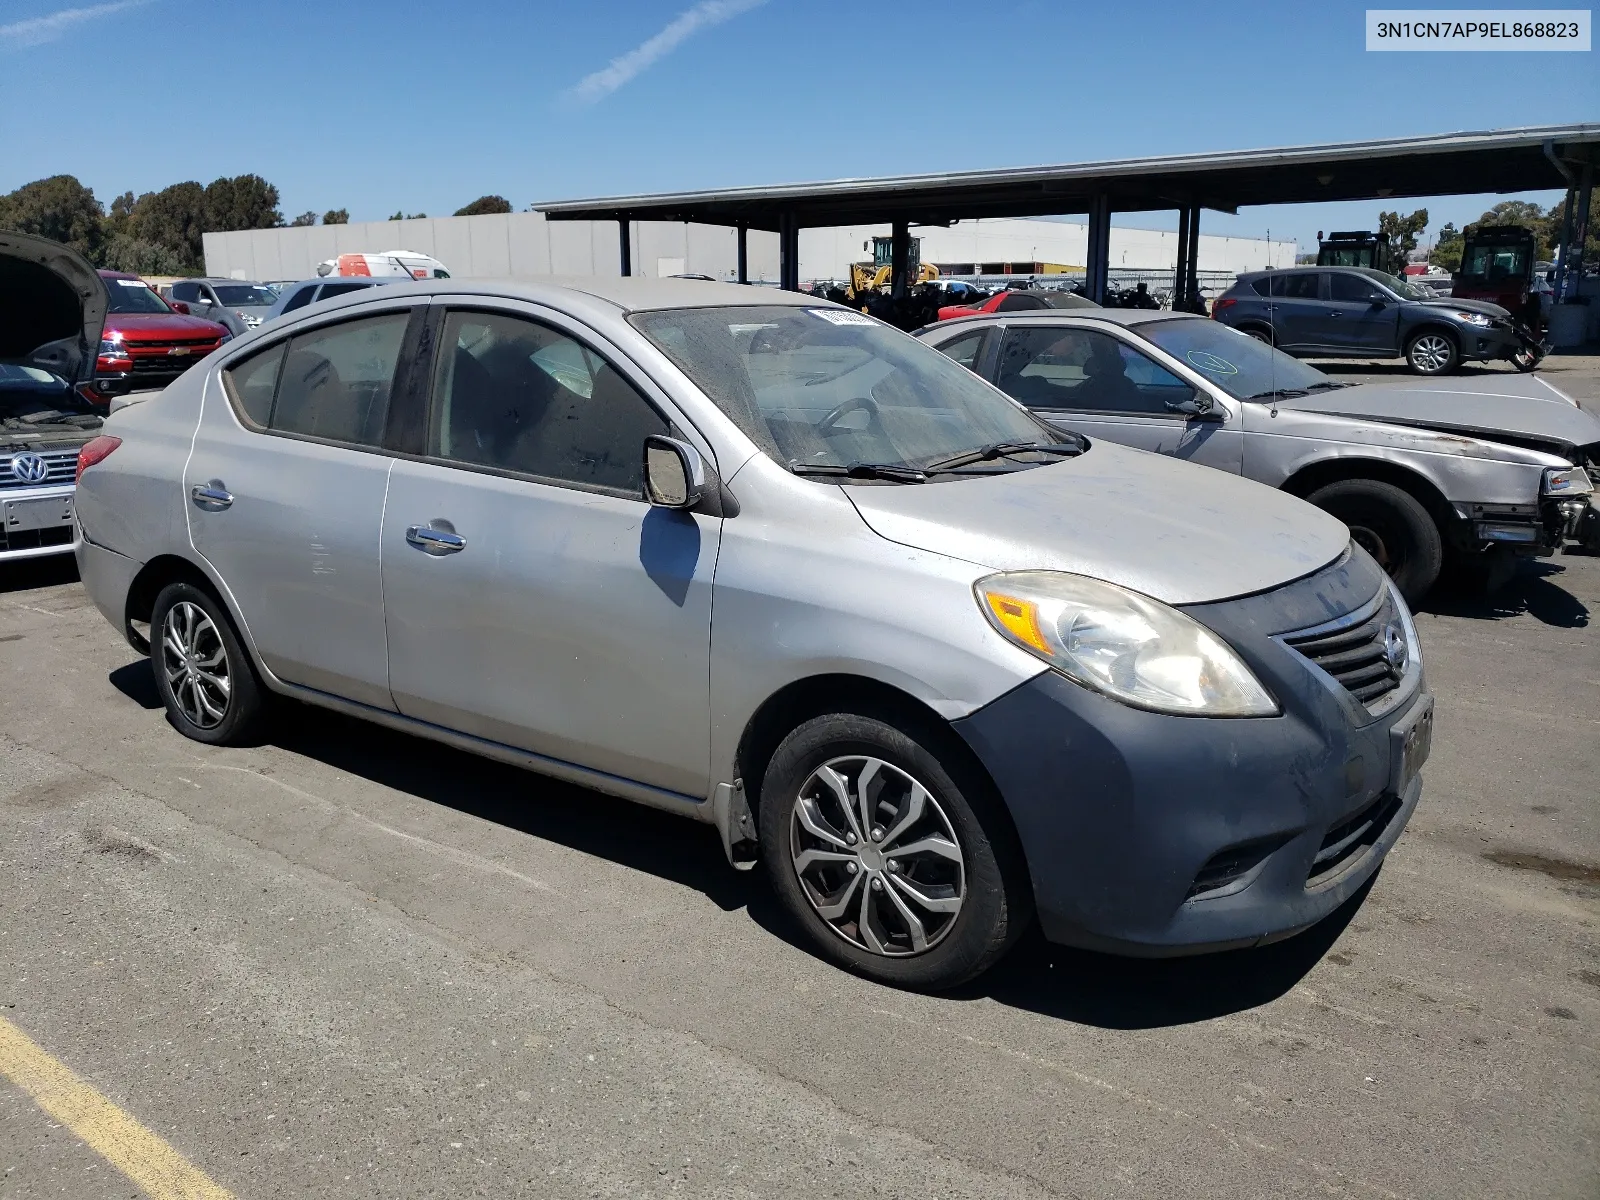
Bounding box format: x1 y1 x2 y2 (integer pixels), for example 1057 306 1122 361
618 216 631 277
1563 163 1593 305
1184 206 1202 312
1084 194 1111 304
1552 186 1576 304
1173 205 1191 312
736 222 748 284
890 218 910 299
778 211 800 292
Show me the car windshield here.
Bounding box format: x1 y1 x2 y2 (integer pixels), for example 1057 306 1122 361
1352 267 1429 301
104 278 172 314
631 305 1069 475
1134 317 1333 400
1460 243 1531 282
213 284 277 307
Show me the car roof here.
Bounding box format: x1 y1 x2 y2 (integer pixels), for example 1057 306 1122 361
926 308 1202 335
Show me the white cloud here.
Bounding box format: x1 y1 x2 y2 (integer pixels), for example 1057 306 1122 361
0 0 150 49
566 0 768 106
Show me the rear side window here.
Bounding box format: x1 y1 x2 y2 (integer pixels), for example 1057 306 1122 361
280 285 317 313
221 342 284 427
935 329 987 370
273 314 409 445
430 310 667 495
1279 274 1322 299
1329 273 1380 303
317 282 370 300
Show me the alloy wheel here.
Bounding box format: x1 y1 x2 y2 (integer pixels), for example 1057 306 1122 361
160 601 231 729
1410 334 1452 373
790 756 966 957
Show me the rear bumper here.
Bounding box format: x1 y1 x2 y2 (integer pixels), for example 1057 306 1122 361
75 535 141 642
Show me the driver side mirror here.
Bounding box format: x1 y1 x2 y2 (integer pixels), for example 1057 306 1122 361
643 435 706 509
1163 391 1216 418
1368 294 1387 307
170 300 190 314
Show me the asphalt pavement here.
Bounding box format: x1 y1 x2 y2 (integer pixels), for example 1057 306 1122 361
1 364 1597 1197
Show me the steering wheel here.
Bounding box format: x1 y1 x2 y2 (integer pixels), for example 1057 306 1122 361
817 396 886 440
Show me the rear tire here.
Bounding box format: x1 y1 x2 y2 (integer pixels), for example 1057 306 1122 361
759 712 1030 991
150 582 270 745
1405 329 1458 375
1241 325 1274 345
1307 479 1443 604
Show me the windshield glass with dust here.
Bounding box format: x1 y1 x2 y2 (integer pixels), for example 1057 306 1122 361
105 279 173 314
1135 318 1331 400
630 305 1069 475
213 284 277 307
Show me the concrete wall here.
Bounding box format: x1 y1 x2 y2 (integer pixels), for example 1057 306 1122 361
203 211 782 284
205 210 1291 284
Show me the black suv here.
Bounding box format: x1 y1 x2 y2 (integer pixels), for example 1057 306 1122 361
1212 266 1530 375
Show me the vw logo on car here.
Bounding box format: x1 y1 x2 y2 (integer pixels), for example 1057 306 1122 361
9 453 49 484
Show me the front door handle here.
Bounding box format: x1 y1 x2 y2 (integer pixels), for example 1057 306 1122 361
406 523 466 555
190 481 233 510
1330 310 1344 318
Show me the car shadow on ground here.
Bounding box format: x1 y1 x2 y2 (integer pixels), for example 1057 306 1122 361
1422 557 1588 628
242 701 1357 1029
0 556 80 594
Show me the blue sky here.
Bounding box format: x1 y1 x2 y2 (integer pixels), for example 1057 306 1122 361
1 0 1594 251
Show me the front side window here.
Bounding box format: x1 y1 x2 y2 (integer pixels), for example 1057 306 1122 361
271 313 409 444
1329 273 1381 303
995 326 1191 414
430 311 666 495
630 305 1057 474
170 281 201 303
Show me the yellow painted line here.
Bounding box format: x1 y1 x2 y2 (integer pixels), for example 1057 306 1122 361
0 1013 234 1200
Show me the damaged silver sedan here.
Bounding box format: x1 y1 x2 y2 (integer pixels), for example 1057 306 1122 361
919 310 1599 601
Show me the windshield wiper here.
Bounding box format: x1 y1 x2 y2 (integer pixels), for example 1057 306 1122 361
1303 380 1352 391
789 461 928 483
1244 387 1310 401
922 440 1083 472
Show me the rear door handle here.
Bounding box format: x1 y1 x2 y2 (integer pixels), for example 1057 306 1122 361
1330 310 1344 318
190 482 233 510
406 524 466 555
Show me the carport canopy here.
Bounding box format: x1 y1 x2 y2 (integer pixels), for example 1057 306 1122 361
537 123 1600 300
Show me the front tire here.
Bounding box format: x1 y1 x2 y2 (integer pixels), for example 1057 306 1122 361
759 713 1030 990
1307 479 1443 603
150 582 270 745
1405 329 1458 375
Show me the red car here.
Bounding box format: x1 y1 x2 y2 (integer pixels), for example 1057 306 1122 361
97 271 229 389
936 288 1100 321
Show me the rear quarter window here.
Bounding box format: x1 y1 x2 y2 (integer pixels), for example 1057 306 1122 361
280 285 317 313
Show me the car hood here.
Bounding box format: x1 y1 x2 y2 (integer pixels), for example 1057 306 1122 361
108 312 228 339
1276 382 1600 454
844 440 1350 606
0 230 107 384
1415 297 1509 319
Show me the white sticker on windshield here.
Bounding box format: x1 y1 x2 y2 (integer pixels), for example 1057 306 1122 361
1186 349 1238 375
116 278 148 287
806 308 876 326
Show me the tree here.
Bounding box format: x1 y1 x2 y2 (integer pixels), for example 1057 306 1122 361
128 181 207 268
1429 222 1463 273
322 208 349 225
454 194 512 216
100 235 192 276
203 174 282 232
289 211 319 227
388 211 426 221
1377 208 1429 267
0 175 105 261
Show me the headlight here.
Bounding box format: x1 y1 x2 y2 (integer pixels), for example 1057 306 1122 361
975 571 1278 717
1453 311 1492 326
1542 465 1593 495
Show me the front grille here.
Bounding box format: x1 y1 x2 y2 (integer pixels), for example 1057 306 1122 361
0 450 78 489
126 337 219 350
129 359 191 376
1283 588 1404 707
1307 792 1402 885
0 524 73 554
